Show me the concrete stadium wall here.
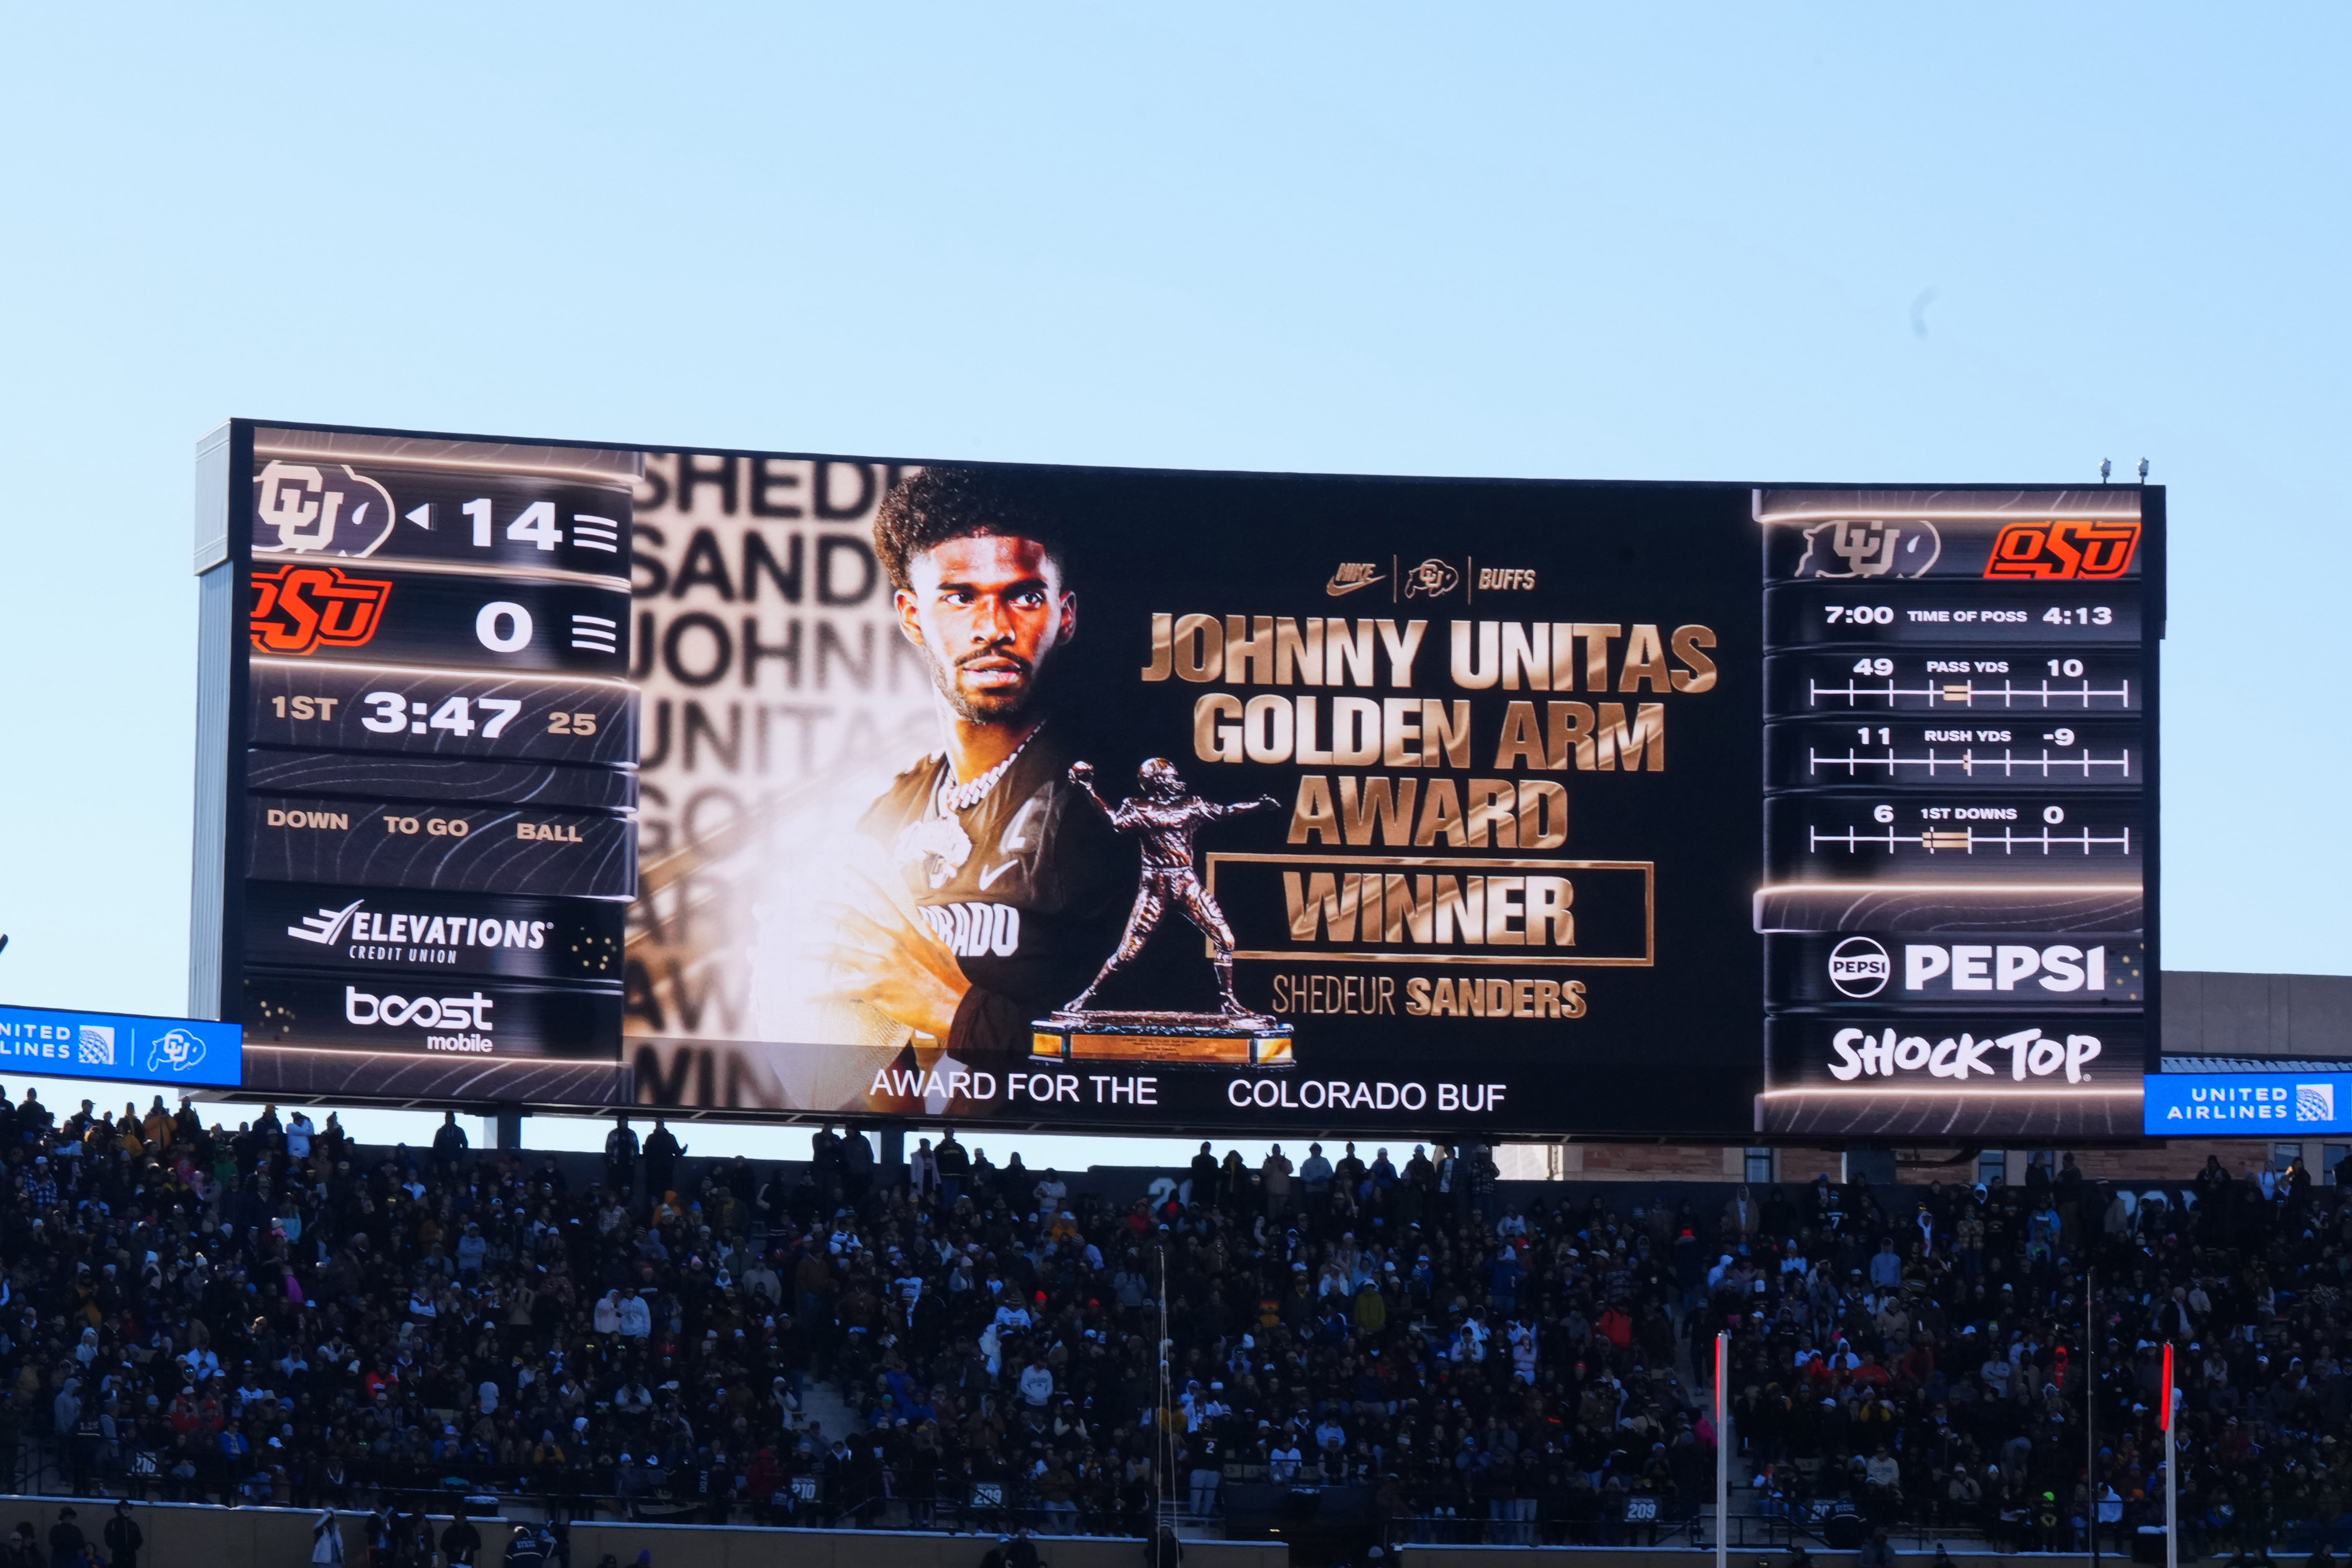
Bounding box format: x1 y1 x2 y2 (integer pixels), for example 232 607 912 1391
1402 1553 2123 1568
567 1522 1287 1568
0 1497 1291 1568
0 1496 358 1568
0 1496 2169 1568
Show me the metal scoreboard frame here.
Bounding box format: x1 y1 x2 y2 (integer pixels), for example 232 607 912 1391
188 418 2165 1140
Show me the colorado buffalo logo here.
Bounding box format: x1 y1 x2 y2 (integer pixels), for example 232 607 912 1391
1983 519 2140 580
144 1028 207 1076
250 564 392 655
253 462 398 557
1401 558 1460 598
1794 519 1942 579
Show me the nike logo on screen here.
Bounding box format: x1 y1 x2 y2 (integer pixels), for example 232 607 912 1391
977 861 1019 889
1326 564 1387 596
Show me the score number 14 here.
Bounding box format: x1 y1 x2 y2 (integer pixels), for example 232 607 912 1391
452 499 619 555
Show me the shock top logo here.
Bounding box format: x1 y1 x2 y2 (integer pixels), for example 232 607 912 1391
250 564 392 655
1983 520 2140 580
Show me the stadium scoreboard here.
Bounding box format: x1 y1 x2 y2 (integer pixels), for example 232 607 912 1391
188 422 2160 1139
191 424 639 1106
1754 492 2156 1137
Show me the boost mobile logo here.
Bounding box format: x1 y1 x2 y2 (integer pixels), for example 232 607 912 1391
1828 1024 2101 1083
254 462 398 557
345 986 496 1055
1795 520 1942 579
345 986 494 1030
250 564 392 655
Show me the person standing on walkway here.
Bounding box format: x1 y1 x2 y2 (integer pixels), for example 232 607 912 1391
100 1505 139 1568
604 1117 639 1200
46 1510 85 1568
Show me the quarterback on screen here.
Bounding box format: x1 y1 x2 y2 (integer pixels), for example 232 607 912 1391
817 469 1126 1059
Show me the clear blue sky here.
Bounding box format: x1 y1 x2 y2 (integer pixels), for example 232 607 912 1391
0 5 2344 1044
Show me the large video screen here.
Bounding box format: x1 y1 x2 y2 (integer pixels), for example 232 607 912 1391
192 422 2159 1137
191 427 640 1106
1752 492 2153 1137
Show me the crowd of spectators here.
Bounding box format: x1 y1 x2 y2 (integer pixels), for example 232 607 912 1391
1 1081 2347 1555
1711 1151 2352 1557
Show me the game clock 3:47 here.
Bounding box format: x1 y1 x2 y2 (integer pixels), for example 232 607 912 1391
248 659 636 766
357 690 529 739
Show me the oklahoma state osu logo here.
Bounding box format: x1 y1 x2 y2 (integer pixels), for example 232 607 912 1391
250 564 392 655
1983 519 2140 580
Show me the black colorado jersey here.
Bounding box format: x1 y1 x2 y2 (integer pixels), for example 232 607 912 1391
858 724 1129 1057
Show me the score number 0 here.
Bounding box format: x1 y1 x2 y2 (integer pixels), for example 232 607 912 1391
358 692 599 738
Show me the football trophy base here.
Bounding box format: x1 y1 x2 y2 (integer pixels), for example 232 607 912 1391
1030 1010 1295 1067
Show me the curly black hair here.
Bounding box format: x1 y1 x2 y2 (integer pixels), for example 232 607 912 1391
872 466 1073 594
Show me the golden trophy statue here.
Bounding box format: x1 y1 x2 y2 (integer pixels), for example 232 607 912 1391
1031 758 1296 1067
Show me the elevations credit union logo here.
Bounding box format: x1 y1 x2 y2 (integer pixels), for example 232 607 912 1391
250 563 392 655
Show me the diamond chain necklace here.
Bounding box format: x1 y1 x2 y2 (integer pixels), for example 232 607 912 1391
937 722 1041 814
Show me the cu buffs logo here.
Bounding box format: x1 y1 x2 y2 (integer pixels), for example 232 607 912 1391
1983 519 2140 580
253 462 398 557
1795 520 1942 579
144 1028 207 1076
1401 558 1460 598
250 564 392 655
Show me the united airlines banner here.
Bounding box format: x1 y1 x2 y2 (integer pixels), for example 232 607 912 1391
0 1006 242 1089
2143 1073 2349 1135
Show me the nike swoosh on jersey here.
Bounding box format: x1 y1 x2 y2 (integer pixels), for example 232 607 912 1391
977 860 1020 889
